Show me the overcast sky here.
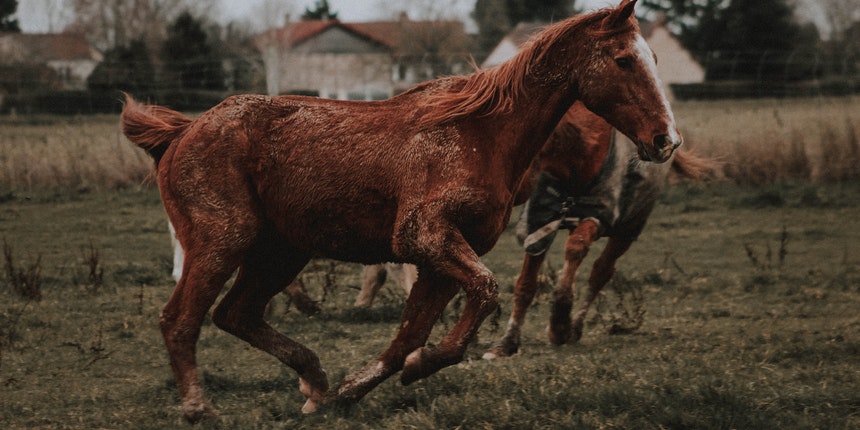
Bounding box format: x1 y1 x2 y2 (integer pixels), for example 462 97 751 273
15 0 618 33
14 0 832 38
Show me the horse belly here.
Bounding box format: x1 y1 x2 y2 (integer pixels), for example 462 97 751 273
263 186 400 264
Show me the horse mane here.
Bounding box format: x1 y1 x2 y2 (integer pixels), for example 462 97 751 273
417 8 631 129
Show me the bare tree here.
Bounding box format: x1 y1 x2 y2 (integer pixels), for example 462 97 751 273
67 0 216 51
819 0 860 41
376 0 474 79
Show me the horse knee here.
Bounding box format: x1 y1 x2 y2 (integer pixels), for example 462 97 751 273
564 237 591 263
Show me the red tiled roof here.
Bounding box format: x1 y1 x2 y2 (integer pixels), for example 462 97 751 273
256 18 465 52
0 32 98 62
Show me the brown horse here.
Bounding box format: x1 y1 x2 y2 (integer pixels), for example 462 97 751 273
121 0 680 422
481 103 711 360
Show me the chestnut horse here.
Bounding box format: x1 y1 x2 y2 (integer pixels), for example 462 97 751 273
122 0 680 422
482 103 710 359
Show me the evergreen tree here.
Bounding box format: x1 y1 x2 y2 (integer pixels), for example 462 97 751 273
1 0 20 32
302 0 338 20
505 0 572 24
473 0 511 55
473 0 573 57
162 11 224 90
88 39 156 98
642 0 816 80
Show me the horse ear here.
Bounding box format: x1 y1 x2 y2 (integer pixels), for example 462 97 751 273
604 0 637 29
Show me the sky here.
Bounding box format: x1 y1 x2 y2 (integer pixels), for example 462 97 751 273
14 0 616 34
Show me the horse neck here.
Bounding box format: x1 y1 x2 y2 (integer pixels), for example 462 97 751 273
479 69 583 191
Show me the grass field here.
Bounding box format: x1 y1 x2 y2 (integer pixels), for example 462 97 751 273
1 99 859 429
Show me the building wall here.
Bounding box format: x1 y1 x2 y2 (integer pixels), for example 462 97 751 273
647 27 705 98
266 27 396 100
278 51 393 100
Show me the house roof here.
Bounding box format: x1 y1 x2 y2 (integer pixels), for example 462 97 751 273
0 32 101 64
482 16 680 68
256 17 466 53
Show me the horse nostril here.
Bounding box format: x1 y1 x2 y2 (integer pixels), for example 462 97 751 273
653 134 670 151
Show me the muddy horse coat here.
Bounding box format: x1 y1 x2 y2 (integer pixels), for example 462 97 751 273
122 0 680 422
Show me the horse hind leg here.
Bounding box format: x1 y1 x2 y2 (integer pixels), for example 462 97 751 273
354 264 388 307
548 219 600 345
210 235 327 414
160 238 250 423
568 235 634 340
483 251 547 360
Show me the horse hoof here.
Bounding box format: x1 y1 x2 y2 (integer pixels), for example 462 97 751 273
482 342 517 360
182 401 217 424
547 324 572 345
301 398 319 414
299 376 328 414
481 351 499 360
400 348 426 385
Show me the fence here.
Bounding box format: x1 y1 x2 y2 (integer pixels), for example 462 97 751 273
1 50 859 114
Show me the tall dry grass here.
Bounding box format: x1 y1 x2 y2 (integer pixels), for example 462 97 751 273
675 96 860 185
0 97 858 191
0 115 152 192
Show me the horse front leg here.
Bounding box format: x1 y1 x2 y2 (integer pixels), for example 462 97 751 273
320 274 459 408
568 235 633 339
548 219 600 345
482 251 547 360
400 235 499 384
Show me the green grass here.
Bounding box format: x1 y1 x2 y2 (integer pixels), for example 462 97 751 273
1 183 859 429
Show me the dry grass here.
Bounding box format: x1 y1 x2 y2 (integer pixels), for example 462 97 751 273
675 96 860 184
1 97 859 192
0 115 152 192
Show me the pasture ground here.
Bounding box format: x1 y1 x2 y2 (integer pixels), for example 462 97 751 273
1 182 859 429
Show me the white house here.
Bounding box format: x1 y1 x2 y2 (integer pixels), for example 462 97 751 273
483 16 705 99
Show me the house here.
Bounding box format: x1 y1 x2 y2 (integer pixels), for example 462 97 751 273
482 15 704 100
255 15 471 100
0 32 103 91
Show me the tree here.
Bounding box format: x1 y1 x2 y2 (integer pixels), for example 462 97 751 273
473 0 574 56
643 0 817 80
505 0 572 24
301 0 337 20
1 0 21 32
162 11 224 90
473 0 511 55
88 39 156 98
68 0 214 52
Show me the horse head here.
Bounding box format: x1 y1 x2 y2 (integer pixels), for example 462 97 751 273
574 0 682 163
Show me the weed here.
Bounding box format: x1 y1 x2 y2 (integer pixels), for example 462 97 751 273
742 225 789 290
2 239 43 301
79 241 104 293
606 272 647 336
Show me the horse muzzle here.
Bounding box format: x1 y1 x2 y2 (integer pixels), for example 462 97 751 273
637 133 682 163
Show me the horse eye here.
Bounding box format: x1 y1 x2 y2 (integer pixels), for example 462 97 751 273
615 57 633 70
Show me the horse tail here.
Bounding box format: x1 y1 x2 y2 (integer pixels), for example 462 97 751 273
670 149 719 181
121 94 192 166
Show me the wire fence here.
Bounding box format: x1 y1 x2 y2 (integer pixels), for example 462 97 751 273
1 50 859 114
